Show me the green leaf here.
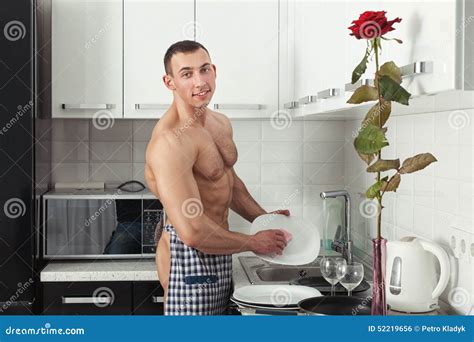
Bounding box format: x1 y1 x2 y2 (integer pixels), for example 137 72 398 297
354 124 389 154
366 176 388 199
361 100 392 128
378 61 402 84
351 48 370 84
379 75 411 105
399 153 438 174
357 151 376 165
367 159 400 172
347 85 379 104
381 173 401 192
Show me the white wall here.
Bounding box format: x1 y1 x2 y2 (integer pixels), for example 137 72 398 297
344 109 474 315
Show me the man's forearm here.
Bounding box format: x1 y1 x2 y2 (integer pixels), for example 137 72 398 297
230 178 266 222
187 214 256 254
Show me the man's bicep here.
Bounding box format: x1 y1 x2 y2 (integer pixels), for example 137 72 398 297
149 138 201 234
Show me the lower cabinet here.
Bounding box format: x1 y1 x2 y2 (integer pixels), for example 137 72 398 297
42 281 164 315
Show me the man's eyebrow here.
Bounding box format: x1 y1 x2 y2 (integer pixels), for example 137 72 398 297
178 63 211 73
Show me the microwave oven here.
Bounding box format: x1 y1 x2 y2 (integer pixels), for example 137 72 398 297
41 189 165 259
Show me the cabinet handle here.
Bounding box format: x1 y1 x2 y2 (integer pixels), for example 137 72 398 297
61 104 114 110
317 88 340 99
151 295 164 303
345 79 374 92
400 61 433 78
298 95 317 105
62 296 113 305
213 104 263 110
284 101 299 109
135 103 170 110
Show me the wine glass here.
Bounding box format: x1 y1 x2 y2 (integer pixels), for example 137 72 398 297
340 262 364 296
319 257 347 296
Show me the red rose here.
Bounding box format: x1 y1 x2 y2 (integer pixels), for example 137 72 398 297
348 11 401 40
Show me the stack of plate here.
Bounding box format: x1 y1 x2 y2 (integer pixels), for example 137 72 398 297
231 285 322 315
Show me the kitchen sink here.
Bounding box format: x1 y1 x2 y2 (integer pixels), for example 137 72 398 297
238 256 371 295
256 266 322 282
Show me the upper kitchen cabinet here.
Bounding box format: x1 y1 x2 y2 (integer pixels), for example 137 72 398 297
124 0 194 119
196 0 280 118
292 0 349 116
343 0 474 104
51 0 123 118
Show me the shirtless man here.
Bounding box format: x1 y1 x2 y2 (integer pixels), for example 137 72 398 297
144 40 289 315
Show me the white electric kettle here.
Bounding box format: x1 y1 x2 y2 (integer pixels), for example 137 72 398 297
385 236 450 313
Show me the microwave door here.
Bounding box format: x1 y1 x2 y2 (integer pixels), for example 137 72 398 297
46 199 141 258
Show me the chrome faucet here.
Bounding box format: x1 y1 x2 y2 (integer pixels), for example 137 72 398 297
320 190 352 264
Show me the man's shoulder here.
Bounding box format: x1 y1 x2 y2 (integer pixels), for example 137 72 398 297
209 109 232 133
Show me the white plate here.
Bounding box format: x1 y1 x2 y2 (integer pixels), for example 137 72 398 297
250 214 320 265
232 285 322 307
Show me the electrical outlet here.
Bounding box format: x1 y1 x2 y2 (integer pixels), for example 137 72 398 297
449 225 472 263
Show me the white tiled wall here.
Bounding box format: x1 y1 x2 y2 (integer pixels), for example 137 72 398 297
50 118 345 240
344 109 474 314
50 108 473 314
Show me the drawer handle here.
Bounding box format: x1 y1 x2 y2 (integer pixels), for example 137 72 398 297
151 295 164 304
61 296 113 305
135 103 170 110
283 101 299 109
61 104 114 110
400 61 433 78
298 95 317 105
213 104 263 110
317 88 340 99
345 78 374 92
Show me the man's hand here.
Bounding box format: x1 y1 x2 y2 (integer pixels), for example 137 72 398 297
268 209 291 216
250 229 288 255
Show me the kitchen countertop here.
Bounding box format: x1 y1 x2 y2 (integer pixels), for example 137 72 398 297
39 255 445 316
40 259 158 282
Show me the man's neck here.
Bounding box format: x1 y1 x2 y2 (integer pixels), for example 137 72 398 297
174 100 208 127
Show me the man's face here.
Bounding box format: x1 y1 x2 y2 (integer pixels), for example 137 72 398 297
164 48 216 108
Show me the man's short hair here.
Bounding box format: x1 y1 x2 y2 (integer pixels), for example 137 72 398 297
164 40 211 76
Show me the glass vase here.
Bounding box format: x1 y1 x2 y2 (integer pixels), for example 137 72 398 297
371 237 387 315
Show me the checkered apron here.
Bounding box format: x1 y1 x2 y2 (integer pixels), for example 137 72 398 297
163 223 233 315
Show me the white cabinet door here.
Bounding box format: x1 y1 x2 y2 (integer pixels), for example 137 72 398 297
52 0 123 118
124 0 194 119
377 0 458 96
293 0 352 116
196 0 279 119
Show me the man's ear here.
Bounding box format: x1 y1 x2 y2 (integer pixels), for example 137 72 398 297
163 74 176 91
212 64 217 79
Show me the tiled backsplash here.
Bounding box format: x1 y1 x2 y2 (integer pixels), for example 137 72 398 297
344 109 474 315
50 109 473 314
50 118 345 238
